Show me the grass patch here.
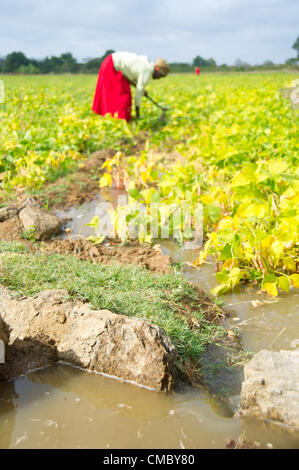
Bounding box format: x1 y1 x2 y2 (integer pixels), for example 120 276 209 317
0 241 29 253
0 245 226 382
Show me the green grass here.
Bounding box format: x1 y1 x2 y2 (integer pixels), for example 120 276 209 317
0 241 29 253
0 244 225 380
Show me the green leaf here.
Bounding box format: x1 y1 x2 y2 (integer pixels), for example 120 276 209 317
219 243 233 261
204 204 222 224
263 273 277 284
262 282 278 297
211 284 229 296
151 191 161 203
216 270 229 283
278 276 290 293
128 188 141 199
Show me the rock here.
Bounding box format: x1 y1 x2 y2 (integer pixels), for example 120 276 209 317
0 206 18 222
0 287 177 391
0 316 9 381
0 316 9 345
19 206 63 240
240 349 299 430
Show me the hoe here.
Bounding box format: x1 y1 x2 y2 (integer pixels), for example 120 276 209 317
145 93 170 120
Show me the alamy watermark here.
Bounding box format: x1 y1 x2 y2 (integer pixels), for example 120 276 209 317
90 196 204 248
280 79 299 110
0 80 5 103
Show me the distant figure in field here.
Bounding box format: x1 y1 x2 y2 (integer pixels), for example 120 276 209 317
92 52 170 121
195 67 200 76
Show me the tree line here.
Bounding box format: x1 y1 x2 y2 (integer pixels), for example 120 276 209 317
1 37 298 74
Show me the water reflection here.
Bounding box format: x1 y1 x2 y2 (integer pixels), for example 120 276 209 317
1 364 298 449
0 381 18 449
0 364 242 449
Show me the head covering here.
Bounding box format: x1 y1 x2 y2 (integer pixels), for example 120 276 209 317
154 58 170 76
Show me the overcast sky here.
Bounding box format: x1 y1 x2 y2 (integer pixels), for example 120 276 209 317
1 0 298 65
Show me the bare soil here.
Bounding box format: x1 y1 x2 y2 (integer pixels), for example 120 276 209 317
41 238 172 274
0 216 25 242
0 215 173 274
0 149 115 211
40 149 115 209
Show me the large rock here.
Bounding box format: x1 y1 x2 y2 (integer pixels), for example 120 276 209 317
0 206 18 222
240 349 299 430
0 317 9 381
19 206 62 240
0 287 177 391
0 316 9 345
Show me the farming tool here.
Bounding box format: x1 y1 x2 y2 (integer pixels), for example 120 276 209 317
145 93 170 120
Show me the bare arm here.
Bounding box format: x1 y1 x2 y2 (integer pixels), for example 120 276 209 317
123 75 148 118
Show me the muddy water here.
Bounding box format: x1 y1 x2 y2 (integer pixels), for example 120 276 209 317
161 240 299 354
1 196 299 449
2 364 299 449
0 364 243 449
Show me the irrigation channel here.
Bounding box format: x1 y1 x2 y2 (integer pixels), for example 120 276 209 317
0 193 298 449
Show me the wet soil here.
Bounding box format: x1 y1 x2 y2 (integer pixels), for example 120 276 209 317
38 149 115 209
41 238 172 274
0 335 57 382
0 149 115 211
0 216 174 275
0 216 24 243
0 214 174 277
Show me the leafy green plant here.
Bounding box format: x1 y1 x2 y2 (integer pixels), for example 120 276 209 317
21 225 37 242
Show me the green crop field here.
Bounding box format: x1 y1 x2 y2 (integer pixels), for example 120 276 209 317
0 73 298 295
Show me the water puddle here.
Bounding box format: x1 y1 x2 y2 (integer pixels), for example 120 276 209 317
1 194 298 449
161 240 299 354
0 364 242 449
1 364 299 449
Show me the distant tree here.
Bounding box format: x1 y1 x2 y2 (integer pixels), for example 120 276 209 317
84 58 102 72
83 50 115 73
17 64 39 74
234 59 250 69
205 58 217 68
169 62 192 73
193 55 206 67
4 51 29 72
193 55 217 68
0 56 5 72
292 36 299 58
59 52 79 72
38 53 79 73
39 55 63 73
285 57 299 66
261 60 276 69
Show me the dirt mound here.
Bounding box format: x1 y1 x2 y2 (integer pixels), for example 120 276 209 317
0 216 25 242
42 238 172 274
0 207 172 274
43 149 116 209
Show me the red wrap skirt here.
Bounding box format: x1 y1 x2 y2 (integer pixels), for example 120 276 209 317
92 54 132 121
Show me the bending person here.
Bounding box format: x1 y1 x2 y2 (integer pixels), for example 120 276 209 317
92 51 170 121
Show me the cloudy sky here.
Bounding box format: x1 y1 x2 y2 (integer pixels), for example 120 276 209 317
1 0 298 64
